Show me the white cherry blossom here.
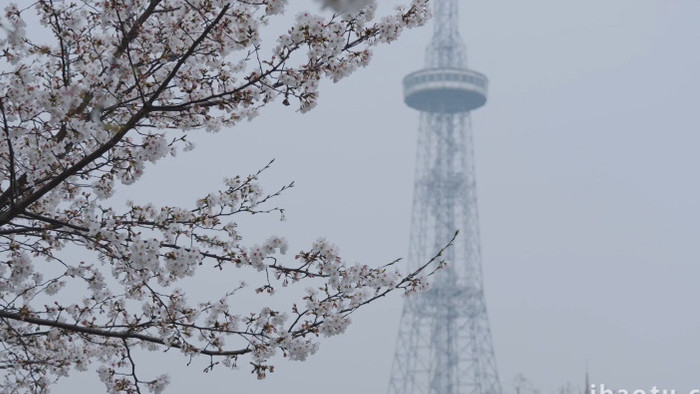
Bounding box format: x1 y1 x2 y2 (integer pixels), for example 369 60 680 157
0 0 443 392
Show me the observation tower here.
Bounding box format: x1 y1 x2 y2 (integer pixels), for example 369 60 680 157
386 0 501 393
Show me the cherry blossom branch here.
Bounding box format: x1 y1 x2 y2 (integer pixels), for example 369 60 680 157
0 1 432 390
0 4 233 227
0 309 252 357
0 98 15 208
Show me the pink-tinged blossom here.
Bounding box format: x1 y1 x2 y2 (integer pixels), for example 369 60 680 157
0 0 440 392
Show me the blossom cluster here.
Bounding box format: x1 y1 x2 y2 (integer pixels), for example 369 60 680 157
0 0 436 392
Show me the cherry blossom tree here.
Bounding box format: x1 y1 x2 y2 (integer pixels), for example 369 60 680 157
0 0 445 392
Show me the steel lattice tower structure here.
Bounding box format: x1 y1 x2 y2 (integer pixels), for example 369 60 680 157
387 0 501 393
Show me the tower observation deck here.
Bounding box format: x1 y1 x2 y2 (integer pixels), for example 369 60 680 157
387 0 501 394
403 68 487 113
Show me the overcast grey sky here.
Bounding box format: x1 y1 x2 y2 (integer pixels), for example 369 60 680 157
53 0 700 393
